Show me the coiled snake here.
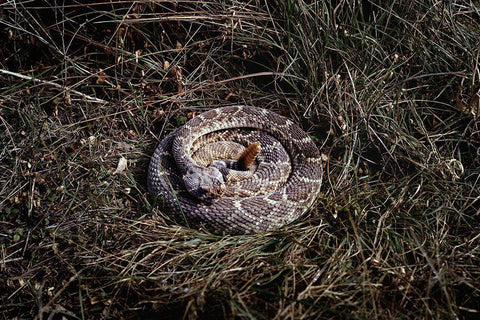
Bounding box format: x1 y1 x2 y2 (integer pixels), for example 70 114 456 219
148 105 322 234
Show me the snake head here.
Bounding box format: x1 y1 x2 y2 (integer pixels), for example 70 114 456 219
183 166 226 202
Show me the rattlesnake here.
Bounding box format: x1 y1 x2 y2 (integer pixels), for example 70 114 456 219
148 105 323 234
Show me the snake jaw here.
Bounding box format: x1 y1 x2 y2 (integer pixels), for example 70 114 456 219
183 166 226 202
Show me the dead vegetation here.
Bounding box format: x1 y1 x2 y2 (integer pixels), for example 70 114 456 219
1 0 479 319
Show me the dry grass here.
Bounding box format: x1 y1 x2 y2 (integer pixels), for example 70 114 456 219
1 0 479 319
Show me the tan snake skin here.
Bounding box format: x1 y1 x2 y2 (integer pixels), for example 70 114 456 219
148 105 323 234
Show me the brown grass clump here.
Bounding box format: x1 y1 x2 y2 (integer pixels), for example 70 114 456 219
1 1 479 319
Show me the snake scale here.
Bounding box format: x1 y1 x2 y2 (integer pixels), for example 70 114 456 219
148 105 323 234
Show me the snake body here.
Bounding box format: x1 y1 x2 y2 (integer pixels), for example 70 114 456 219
148 105 322 234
